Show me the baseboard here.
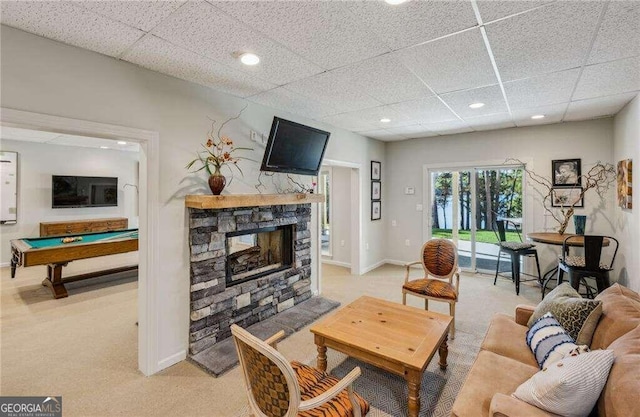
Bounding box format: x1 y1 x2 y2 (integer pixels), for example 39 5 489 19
361 260 386 274
383 259 423 269
0 262 10 268
321 259 351 268
156 350 186 372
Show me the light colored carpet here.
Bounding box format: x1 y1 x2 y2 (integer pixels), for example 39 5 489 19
1 258 540 416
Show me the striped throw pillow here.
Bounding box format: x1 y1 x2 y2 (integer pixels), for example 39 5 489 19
513 350 615 417
527 313 589 369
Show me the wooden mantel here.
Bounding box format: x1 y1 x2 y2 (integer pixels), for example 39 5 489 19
185 193 325 209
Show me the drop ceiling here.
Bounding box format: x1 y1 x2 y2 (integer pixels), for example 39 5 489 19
1 0 639 141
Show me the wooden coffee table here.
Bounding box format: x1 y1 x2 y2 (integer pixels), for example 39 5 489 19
310 296 452 417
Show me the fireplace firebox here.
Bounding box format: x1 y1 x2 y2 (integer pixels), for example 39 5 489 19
226 225 294 286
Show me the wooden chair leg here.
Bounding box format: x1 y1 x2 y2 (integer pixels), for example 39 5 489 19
402 292 406 305
424 299 429 310
449 302 456 340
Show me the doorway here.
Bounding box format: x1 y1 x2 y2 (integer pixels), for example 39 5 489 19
0 107 160 375
427 164 525 274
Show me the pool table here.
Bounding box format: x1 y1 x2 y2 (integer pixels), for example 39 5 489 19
10 229 138 299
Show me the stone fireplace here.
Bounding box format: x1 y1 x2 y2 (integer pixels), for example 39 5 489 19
187 198 316 356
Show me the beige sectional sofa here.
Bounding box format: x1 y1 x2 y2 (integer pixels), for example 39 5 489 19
451 283 640 417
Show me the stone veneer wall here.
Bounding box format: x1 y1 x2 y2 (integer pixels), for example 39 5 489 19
188 204 312 355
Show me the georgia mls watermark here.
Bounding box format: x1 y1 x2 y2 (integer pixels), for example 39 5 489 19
0 397 62 417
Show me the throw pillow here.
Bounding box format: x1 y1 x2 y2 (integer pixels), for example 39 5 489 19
526 312 589 369
528 283 603 346
512 349 615 417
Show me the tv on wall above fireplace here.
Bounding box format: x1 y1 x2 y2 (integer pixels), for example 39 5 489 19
52 175 118 208
260 117 331 176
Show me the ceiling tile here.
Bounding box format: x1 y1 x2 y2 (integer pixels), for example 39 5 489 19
476 1 555 24
0 1 144 57
248 87 338 120
73 1 185 32
284 70 382 114
212 1 389 70
336 105 414 129
421 120 473 135
462 112 516 131
359 129 406 142
319 113 378 133
573 56 640 100
504 68 581 110
151 1 322 85
397 28 498 94
486 2 603 81
565 92 638 122
512 103 567 127
338 53 434 105
588 2 640 65
389 97 459 124
123 35 275 98
343 0 477 51
384 125 438 139
440 85 508 118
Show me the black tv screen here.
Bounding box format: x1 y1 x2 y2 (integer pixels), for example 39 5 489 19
52 175 118 208
260 117 330 176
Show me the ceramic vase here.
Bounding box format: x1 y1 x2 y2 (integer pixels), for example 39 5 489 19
208 166 226 195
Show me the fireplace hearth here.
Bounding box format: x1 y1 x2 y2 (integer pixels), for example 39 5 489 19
187 203 312 355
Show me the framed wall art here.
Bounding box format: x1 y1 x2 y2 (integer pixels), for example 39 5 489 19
552 159 581 187
371 161 381 181
371 181 381 201
551 187 584 208
371 200 381 221
617 159 632 210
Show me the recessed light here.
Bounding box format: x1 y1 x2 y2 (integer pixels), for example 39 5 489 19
380 118 391 123
469 102 485 109
385 0 408 4
531 114 545 120
100 146 109 149
117 141 127 145
239 53 260 66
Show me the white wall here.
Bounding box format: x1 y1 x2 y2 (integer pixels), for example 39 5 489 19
0 139 139 265
0 26 385 371
613 95 640 292
385 119 617 275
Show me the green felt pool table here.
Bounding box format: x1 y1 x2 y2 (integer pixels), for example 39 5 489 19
10 229 138 299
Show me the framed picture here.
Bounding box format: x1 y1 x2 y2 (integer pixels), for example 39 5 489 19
551 187 584 208
617 159 632 209
371 181 381 200
552 159 581 187
371 201 381 221
371 161 381 181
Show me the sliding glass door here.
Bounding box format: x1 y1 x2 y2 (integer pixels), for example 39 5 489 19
429 165 524 273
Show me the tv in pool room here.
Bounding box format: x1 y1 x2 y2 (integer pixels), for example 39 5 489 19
52 175 118 208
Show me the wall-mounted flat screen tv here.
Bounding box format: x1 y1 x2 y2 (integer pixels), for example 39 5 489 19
52 175 118 208
260 117 331 176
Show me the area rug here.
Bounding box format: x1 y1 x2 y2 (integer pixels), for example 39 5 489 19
233 330 482 417
329 330 482 417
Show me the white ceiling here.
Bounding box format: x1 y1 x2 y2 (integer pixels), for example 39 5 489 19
0 126 140 152
1 0 639 141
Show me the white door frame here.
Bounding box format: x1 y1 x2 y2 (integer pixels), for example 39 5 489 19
322 159 362 276
0 107 161 376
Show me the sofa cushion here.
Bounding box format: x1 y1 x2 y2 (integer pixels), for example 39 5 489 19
526 313 589 369
591 283 640 349
597 324 640 417
481 313 540 368
528 283 602 346
451 350 538 417
513 350 614 417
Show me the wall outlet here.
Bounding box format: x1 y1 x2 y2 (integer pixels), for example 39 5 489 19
340 240 345 247
391 220 397 227
405 239 410 246
405 187 415 195
250 130 266 146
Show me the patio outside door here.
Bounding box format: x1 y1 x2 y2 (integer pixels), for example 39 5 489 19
429 165 524 273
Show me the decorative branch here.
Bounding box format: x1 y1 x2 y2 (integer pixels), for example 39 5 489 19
505 158 615 234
